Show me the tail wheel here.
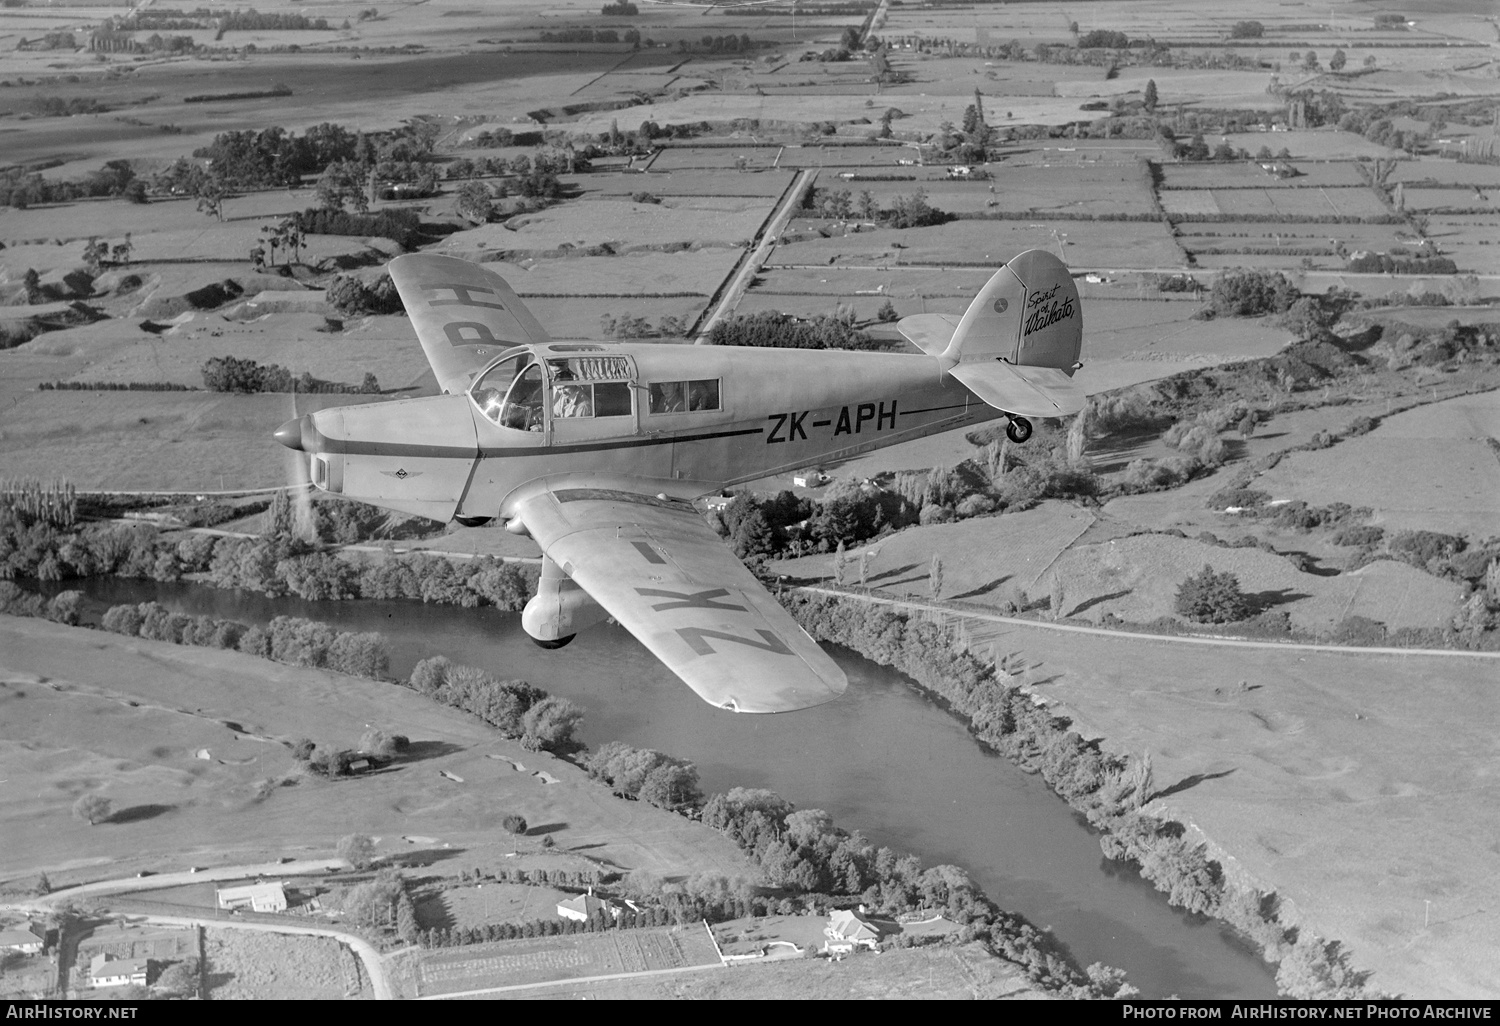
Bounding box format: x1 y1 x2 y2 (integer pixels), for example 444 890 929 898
1006 416 1033 444
531 634 576 650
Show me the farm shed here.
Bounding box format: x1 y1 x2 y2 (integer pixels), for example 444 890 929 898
216 881 288 913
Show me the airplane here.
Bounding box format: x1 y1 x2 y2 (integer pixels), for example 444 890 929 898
275 248 1090 714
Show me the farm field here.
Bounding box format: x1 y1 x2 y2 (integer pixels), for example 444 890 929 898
1246 390 1500 538
1160 163 1370 190
1161 187 1387 219
415 925 719 996
1391 164 1500 188
440 250 740 301
1042 535 1463 632
489 941 1045 999
1425 216 1500 275
438 196 774 254
1220 131 1404 161
771 501 1096 599
768 218 1183 270
588 170 793 199
425 882 577 932
1174 221 1408 255
0 616 756 885
1398 188 1500 214
944 611 1500 1000
203 928 367 1000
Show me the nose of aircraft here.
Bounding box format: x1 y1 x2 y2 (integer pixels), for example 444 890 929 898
273 415 309 452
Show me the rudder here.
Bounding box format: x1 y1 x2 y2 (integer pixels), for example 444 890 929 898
942 249 1082 375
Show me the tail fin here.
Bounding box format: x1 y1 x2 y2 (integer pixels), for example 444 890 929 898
942 249 1082 375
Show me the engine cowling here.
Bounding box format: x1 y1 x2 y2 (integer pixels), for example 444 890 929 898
521 556 609 647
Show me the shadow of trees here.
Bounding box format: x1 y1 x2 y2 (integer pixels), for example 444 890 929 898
108 804 176 825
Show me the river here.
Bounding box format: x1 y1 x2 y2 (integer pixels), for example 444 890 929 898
56 577 1279 998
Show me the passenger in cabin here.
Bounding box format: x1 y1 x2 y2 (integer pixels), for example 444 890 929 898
652 382 686 414
688 380 718 411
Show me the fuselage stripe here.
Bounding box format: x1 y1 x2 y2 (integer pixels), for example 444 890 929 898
311 425 766 460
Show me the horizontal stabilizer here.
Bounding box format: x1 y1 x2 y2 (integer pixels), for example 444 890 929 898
897 313 960 356
949 361 1086 418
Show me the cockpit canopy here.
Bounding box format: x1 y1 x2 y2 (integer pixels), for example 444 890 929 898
469 346 635 431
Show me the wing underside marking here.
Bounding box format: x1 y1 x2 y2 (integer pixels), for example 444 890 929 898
512 483 847 713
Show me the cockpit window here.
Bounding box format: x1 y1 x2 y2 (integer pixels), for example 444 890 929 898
502 362 544 431
470 353 544 431
470 354 525 426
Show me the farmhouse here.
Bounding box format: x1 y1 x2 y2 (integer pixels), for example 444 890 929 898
556 889 620 923
822 908 886 955
216 881 288 913
0 924 45 953
90 953 152 988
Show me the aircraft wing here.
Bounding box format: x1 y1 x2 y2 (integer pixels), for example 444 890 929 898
949 360 1087 418
388 254 553 395
511 482 848 713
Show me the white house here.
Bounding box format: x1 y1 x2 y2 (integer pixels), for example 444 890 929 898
90 953 151 988
822 908 885 955
556 889 620 923
0 924 44 954
216 881 288 913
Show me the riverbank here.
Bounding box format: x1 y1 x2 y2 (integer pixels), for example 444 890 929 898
0 614 755 887
783 590 1500 999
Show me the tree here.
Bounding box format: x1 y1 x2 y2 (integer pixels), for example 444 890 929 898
73 793 111 825
1131 751 1154 808
876 299 898 322
22 268 41 304
1230 20 1264 39
194 177 226 221
1175 565 1250 623
455 180 493 224
522 695 585 752
1143 79 1158 112
338 832 377 869
1209 268 1297 317
155 957 200 998
316 160 369 213
929 554 943 599
502 814 528 835
291 737 316 761
82 238 108 275
1329 48 1346 72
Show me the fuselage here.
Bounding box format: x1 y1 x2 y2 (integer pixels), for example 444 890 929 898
280 341 1002 523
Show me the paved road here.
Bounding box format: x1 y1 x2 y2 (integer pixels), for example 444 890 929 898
797 585 1500 661
695 168 817 342
33 859 348 901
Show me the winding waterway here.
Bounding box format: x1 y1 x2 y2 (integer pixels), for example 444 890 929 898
58 577 1279 998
